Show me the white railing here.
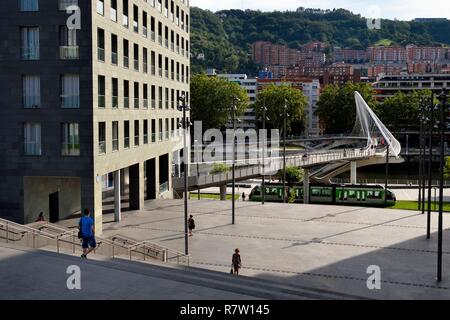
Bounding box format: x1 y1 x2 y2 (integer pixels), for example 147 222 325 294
60 46 79 59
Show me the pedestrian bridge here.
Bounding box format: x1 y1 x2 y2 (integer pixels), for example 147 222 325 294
173 92 403 192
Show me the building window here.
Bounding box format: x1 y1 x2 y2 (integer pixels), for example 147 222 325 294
58 0 78 11
165 118 169 139
158 119 163 141
22 75 40 108
111 34 118 65
143 47 148 73
142 11 148 37
123 80 129 108
124 121 130 149
122 0 129 28
62 123 80 156
143 84 148 109
143 120 148 144
151 119 156 142
133 43 139 71
61 74 80 108
158 22 162 45
123 39 129 68
98 122 106 154
112 78 118 108
97 28 105 61
98 75 105 108
133 5 138 33
151 51 156 75
151 85 156 109
20 27 39 60
23 123 41 156
134 82 139 108
165 88 169 109
97 0 104 15
112 121 119 151
150 17 155 41
134 120 139 146
19 0 38 11
111 0 117 22
158 86 162 109
158 54 162 77
59 26 78 59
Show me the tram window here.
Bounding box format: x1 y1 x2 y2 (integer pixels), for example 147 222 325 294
322 189 332 197
343 191 348 200
367 191 374 199
374 191 382 199
348 190 356 198
253 187 261 196
311 189 321 196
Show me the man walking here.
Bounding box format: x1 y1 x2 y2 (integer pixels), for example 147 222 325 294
188 215 195 236
79 209 96 259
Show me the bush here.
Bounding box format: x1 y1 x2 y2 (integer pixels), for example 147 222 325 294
210 163 230 175
277 166 304 184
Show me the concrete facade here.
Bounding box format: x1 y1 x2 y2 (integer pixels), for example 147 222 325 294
0 0 190 235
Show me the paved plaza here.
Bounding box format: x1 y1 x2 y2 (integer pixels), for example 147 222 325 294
98 199 450 299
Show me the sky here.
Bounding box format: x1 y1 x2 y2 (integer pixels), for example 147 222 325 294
191 0 450 21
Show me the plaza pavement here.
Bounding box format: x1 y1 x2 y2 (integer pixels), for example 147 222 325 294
98 199 450 300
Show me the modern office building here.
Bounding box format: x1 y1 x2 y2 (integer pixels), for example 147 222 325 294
372 73 450 100
0 0 190 235
217 74 257 129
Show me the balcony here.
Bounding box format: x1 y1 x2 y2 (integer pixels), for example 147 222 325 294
21 47 39 60
61 95 80 108
124 97 129 108
110 8 117 22
60 46 79 60
58 0 78 11
98 95 105 108
62 143 80 156
111 52 118 65
98 141 106 154
134 59 139 71
23 95 40 109
112 139 119 151
122 15 129 28
143 99 148 109
24 142 41 156
123 56 129 68
112 96 118 109
97 47 105 62
134 98 139 109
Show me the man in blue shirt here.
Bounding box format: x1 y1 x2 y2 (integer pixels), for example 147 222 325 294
79 209 96 259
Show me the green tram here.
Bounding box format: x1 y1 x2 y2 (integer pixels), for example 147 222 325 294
249 183 396 207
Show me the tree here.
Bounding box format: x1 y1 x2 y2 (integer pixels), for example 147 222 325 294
253 84 308 135
374 91 432 133
315 82 376 134
445 157 450 179
190 74 249 131
210 163 230 175
276 166 304 184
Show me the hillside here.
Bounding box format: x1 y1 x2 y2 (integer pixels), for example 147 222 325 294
190 7 450 75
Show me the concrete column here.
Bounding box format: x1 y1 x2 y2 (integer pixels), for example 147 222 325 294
120 168 126 197
129 162 145 210
350 161 357 185
81 175 103 236
220 185 227 201
303 169 310 204
146 159 156 200
114 170 121 222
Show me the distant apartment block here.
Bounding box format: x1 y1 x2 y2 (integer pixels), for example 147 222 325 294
0 0 190 234
332 48 368 63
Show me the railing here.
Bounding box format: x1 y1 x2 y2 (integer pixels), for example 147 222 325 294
60 46 79 60
21 47 39 60
151 99 156 109
158 35 162 45
122 15 129 28
151 65 156 75
142 26 148 37
99 141 106 154
158 68 163 77
61 95 80 108
58 0 78 11
159 181 169 193
151 31 155 41
143 62 148 73
112 96 118 109
134 59 139 71
97 47 105 61
111 52 118 65
110 8 117 22
23 95 40 109
133 21 138 33
134 98 139 109
0 219 189 266
123 56 129 68
124 97 129 109
143 134 148 144
24 143 41 156
112 139 119 152
124 137 130 149
152 133 156 143
143 99 148 109
61 143 80 156
165 39 169 48
98 95 105 108
96 0 104 15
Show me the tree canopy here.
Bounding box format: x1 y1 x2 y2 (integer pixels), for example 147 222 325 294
190 74 249 131
315 82 377 134
253 85 308 135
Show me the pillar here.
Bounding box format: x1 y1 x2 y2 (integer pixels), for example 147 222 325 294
146 158 156 200
81 175 103 236
303 169 310 204
350 161 357 185
220 185 227 201
114 170 121 222
120 168 126 197
129 162 145 210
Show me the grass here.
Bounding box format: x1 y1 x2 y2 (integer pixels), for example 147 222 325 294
389 200 450 212
190 193 240 201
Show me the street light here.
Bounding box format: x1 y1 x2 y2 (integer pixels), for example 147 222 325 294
282 100 288 204
231 97 241 225
177 93 191 256
261 98 269 205
436 88 448 282
194 140 201 200
418 97 425 212
426 93 435 240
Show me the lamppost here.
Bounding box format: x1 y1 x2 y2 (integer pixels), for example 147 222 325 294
261 99 269 205
426 93 435 240
231 97 240 225
194 139 200 200
419 98 426 212
282 100 288 204
178 93 191 256
384 141 390 206
436 88 448 282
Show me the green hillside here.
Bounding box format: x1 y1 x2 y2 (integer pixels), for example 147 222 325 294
190 7 450 75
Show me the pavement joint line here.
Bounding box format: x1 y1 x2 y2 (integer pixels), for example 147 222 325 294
192 261 450 291
126 225 450 255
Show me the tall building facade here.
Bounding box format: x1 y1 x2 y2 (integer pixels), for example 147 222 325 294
0 0 190 234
